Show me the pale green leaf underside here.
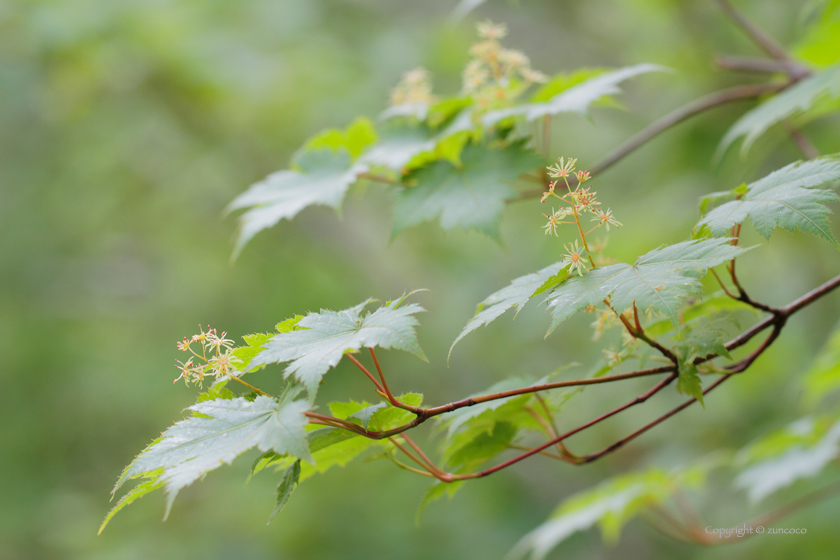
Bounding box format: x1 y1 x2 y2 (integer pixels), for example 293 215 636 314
482 64 667 126
393 142 544 238
719 65 840 156
228 149 361 257
734 416 840 503
696 156 840 247
252 298 427 400
510 470 673 560
450 261 568 357
511 462 714 559
544 238 749 331
359 124 436 171
113 394 311 520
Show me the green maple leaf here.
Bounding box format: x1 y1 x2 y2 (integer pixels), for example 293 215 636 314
794 3 840 68
510 463 714 560
268 459 301 524
803 322 840 405
482 64 667 126
544 238 750 331
359 123 436 171
392 141 544 238
107 392 311 529
719 65 840 156
734 415 840 503
228 149 362 257
300 117 378 159
251 295 427 400
445 421 516 471
675 362 704 407
696 156 840 247
450 262 569 358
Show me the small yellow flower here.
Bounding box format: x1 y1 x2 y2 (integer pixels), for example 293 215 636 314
575 170 590 183
542 207 568 236
476 20 507 40
591 208 622 231
547 157 577 179
563 240 589 276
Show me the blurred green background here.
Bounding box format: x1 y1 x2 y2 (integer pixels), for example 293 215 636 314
2 0 839 558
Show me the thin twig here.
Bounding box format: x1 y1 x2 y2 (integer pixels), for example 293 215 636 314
714 54 810 78
345 353 385 393
714 0 796 63
355 171 396 184
783 120 820 160
226 375 271 397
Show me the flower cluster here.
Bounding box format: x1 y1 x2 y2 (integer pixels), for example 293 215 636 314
541 157 622 233
540 157 622 277
462 21 548 110
173 325 239 386
390 68 435 106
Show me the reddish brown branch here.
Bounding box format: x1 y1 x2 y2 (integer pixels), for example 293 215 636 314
345 353 384 393
517 83 787 201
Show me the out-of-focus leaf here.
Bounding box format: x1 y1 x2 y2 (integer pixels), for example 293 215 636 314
251 296 427 401
530 68 610 102
301 117 378 159
510 464 711 559
482 64 667 126
359 123 436 172
445 421 516 471
696 156 840 247
450 262 568 357
416 480 465 524
794 1 840 68
734 416 840 503
544 239 750 331
393 141 543 238
228 149 361 257
379 103 430 121
803 323 840 404
719 66 840 156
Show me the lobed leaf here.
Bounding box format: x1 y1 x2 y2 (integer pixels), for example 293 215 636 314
251 296 427 401
719 65 840 156
393 141 544 238
228 149 362 257
696 156 840 247
450 262 568 358
99 473 164 534
544 238 750 331
111 393 311 524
